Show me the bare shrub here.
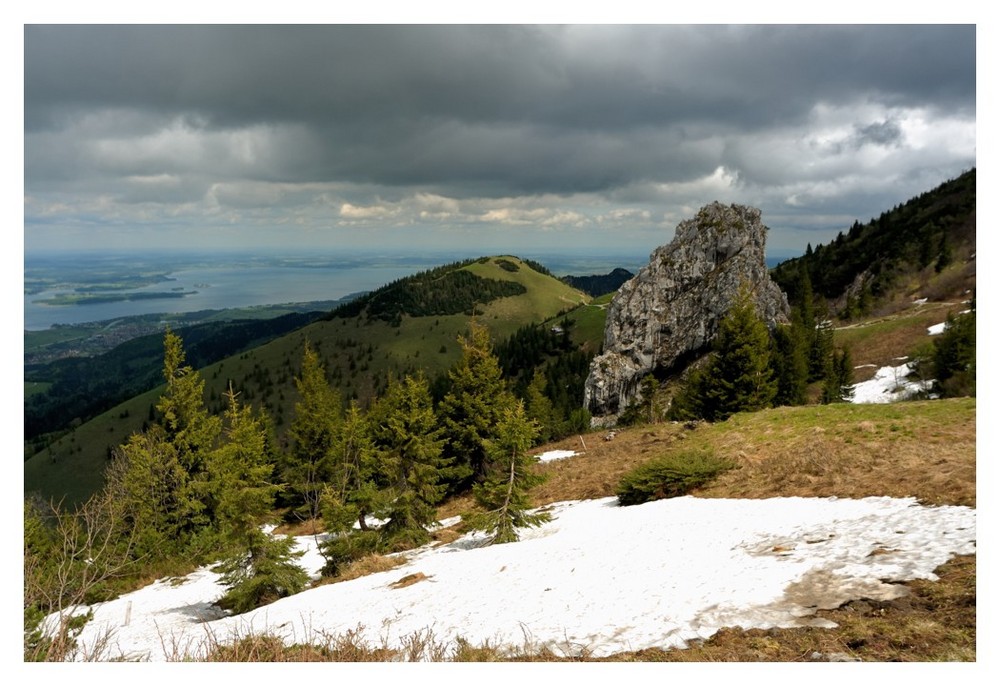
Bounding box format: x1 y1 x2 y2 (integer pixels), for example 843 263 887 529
24 490 140 661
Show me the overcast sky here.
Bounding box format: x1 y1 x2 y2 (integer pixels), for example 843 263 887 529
23 24 976 258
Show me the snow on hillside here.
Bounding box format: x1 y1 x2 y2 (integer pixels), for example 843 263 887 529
848 362 933 404
534 449 577 463
49 495 975 662
847 306 970 403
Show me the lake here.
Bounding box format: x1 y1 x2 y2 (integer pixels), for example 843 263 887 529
23 250 651 331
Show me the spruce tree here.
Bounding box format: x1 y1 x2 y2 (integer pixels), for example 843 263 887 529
703 287 776 420
106 430 191 560
283 342 341 523
155 330 221 530
669 287 776 422
524 369 556 444
318 402 391 575
933 301 976 397
770 321 808 407
371 373 449 548
794 267 834 383
209 386 280 537
821 348 854 403
439 322 517 490
331 402 388 528
809 320 835 383
464 401 550 545
156 330 221 473
210 386 306 614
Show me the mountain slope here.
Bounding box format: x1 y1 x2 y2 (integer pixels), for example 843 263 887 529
24 256 590 505
24 310 327 448
771 168 975 317
561 268 635 297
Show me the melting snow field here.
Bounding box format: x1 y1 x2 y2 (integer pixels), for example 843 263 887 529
48 495 975 662
848 362 934 404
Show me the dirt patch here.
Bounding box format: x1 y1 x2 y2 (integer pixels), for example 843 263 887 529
389 572 431 589
782 569 909 613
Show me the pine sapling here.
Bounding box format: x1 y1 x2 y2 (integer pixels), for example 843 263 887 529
464 401 549 545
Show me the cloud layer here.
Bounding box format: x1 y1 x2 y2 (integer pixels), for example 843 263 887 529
24 25 976 255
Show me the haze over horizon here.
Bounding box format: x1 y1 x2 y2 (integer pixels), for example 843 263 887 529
24 24 976 258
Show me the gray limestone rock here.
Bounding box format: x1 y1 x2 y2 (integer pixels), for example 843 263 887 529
584 202 790 418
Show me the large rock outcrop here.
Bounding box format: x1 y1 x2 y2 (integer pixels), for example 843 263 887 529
584 202 789 418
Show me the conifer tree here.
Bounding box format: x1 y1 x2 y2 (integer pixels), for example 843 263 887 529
524 369 556 444
464 401 550 545
439 322 517 489
283 342 341 523
210 386 306 614
318 402 392 575
155 330 221 531
371 373 448 548
703 287 776 419
770 320 808 406
106 430 191 560
668 287 775 422
794 267 834 383
156 330 221 474
821 348 854 403
667 363 710 421
935 233 953 273
209 385 280 538
331 402 388 528
809 320 835 383
933 300 976 397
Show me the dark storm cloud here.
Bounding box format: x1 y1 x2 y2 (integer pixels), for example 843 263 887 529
23 24 977 254
25 24 974 195
853 120 904 148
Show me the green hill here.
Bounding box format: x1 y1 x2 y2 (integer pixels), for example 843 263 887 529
24 256 593 506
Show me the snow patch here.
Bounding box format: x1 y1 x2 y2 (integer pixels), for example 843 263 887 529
849 362 933 404
534 449 577 463
49 496 975 661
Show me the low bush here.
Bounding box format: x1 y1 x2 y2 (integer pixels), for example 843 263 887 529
616 450 736 506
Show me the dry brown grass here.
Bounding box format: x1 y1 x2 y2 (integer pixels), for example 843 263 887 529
389 572 431 589
835 300 967 379
313 553 408 586
271 517 324 537
694 401 976 506
201 627 398 662
528 399 975 508
529 424 690 504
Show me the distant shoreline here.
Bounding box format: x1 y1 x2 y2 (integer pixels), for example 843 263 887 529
33 291 197 307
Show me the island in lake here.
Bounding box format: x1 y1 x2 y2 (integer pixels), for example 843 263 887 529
33 291 198 306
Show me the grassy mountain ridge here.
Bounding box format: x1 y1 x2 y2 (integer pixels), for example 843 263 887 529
24 256 593 505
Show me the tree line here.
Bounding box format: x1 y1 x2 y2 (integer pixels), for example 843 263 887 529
327 259 527 325
771 168 975 320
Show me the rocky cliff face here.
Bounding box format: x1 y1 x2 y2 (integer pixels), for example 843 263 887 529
584 202 790 418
